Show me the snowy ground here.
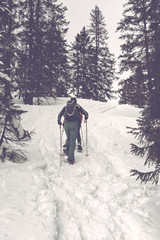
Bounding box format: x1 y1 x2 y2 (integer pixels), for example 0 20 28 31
0 97 160 240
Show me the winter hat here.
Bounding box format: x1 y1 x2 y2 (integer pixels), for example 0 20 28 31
70 97 77 103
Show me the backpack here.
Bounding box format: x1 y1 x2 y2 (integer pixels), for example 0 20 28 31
64 100 79 121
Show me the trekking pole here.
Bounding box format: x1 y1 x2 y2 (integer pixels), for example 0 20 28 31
85 120 89 156
60 125 62 154
80 125 84 146
62 126 64 138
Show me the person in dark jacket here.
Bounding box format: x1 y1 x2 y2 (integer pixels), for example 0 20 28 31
58 98 88 164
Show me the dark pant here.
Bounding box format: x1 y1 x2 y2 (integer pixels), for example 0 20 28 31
64 120 79 162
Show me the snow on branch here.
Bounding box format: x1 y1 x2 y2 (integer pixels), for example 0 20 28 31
0 141 27 163
0 72 11 82
0 112 32 163
11 116 27 139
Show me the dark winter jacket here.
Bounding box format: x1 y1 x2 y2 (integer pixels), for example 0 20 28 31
58 104 88 125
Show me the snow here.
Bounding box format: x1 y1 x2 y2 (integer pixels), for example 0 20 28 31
0 97 160 240
0 72 11 82
11 116 25 139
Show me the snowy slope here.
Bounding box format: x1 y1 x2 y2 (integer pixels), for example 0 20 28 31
0 98 160 240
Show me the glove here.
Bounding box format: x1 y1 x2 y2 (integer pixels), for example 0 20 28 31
85 116 88 120
58 120 62 125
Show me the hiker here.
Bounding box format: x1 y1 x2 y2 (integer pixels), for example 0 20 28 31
58 98 88 164
63 101 83 152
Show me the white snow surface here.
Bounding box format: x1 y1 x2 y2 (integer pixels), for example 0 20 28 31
0 97 160 240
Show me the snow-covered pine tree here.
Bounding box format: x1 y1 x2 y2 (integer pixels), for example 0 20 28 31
118 0 160 184
0 2 30 162
88 6 115 102
0 62 30 162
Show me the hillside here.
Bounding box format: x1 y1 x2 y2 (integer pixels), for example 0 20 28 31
0 98 160 240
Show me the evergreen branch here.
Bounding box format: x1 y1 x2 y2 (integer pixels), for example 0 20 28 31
0 116 8 146
127 126 139 137
127 126 146 144
130 143 146 157
8 149 27 163
130 165 160 185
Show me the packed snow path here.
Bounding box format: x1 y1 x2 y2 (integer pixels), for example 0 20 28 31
0 98 160 240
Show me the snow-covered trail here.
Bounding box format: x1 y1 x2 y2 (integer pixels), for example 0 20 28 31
1 98 160 240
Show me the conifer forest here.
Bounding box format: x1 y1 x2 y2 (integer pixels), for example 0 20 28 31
1 0 160 184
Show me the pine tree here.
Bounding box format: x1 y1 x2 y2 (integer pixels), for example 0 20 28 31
0 0 18 99
14 0 35 104
70 27 93 98
117 0 152 106
16 0 70 103
0 67 30 162
0 2 30 162
118 0 160 184
119 65 147 107
44 2 70 97
88 6 115 102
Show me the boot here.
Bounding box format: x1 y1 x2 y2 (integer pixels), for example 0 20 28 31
68 159 75 164
63 145 68 156
77 144 83 152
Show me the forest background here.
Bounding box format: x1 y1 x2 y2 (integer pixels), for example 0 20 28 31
1 0 160 184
